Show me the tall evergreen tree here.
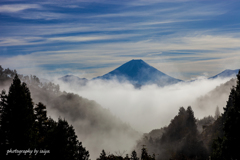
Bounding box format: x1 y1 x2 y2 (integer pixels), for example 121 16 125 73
186 106 197 135
0 89 8 156
33 102 49 160
34 102 48 147
0 75 36 159
46 118 90 160
212 70 240 160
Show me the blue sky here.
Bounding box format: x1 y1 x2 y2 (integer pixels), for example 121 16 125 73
0 0 240 80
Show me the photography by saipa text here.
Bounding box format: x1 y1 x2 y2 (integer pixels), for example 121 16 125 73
6 149 50 156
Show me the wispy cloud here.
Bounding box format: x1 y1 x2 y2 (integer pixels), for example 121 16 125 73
0 33 140 46
0 4 40 13
1 32 240 80
0 37 44 46
47 34 138 42
17 11 68 20
0 0 240 79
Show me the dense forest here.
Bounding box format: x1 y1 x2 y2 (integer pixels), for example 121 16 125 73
0 65 240 160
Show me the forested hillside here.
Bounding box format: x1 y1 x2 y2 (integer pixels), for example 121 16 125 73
0 74 90 160
0 66 140 159
194 78 237 111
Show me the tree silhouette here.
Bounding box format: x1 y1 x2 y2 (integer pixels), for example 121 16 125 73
186 106 197 135
140 146 155 160
131 150 139 160
34 102 48 147
0 74 90 160
212 70 240 160
45 118 90 160
0 75 36 159
98 150 107 160
76 141 90 160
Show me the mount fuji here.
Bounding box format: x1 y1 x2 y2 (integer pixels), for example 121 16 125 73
93 59 182 86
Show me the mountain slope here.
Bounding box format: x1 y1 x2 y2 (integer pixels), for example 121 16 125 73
209 69 239 79
0 67 140 160
93 59 182 86
59 75 88 85
194 78 237 111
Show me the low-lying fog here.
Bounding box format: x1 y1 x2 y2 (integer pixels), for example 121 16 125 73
54 77 232 133
0 73 234 159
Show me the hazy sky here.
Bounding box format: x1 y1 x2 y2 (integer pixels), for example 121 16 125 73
0 0 240 80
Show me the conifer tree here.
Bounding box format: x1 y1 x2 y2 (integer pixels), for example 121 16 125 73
141 146 148 160
186 106 197 135
98 150 107 160
221 70 240 159
34 102 48 147
45 118 90 160
0 74 90 160
0 89 8 156
141 146 154 160
76 141 90 160
0 75 36 159
33 102 49 160
131 150 139 160
212 70 240 160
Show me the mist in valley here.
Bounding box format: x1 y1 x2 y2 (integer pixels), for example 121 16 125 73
50 76 235 159
0 67 237 159
55 77 233 133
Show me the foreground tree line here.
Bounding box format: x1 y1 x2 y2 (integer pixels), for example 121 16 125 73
0 66 240 160
97 147 155 160
0 75 90 160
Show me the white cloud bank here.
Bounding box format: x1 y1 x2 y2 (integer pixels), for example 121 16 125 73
54 77 232 133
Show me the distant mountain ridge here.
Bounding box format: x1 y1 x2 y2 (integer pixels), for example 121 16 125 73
58 75 88 85
93 59 182 86
209 69 240 79
57 61 239 86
